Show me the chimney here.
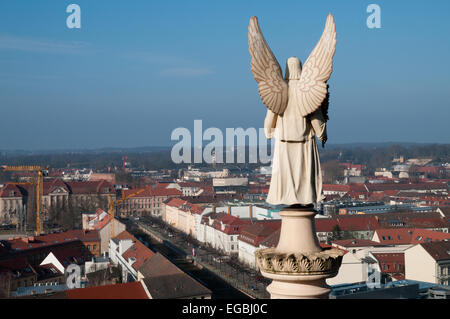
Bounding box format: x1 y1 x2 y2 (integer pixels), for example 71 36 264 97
249 205 253 219
211 204 216 213
228 205 231 215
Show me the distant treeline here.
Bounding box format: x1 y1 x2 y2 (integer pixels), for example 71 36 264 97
0 150 177 171
0 143 448 172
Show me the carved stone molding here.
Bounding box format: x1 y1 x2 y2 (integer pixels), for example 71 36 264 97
255 248 345 276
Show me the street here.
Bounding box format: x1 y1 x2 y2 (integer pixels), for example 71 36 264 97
122 216 270 299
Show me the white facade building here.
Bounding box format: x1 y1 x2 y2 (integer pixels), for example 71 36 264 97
109 237 136 282
405 241 450 285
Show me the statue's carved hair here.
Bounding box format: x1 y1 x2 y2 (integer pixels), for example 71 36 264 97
284 57 302 80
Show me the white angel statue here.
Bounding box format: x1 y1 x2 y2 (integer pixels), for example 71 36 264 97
248 14 336 206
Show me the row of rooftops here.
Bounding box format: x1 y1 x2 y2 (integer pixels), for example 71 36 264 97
121 185 182 198
0 229 100 254
323 181 448 193
165 197 205 215
110 230 211 299
0 179 115 198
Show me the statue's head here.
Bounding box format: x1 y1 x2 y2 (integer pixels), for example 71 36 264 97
285 56 302 80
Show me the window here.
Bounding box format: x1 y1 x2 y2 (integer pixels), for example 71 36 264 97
93 245 97 251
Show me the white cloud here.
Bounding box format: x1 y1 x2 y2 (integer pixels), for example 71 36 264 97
0 34 90 54
123 51 187 65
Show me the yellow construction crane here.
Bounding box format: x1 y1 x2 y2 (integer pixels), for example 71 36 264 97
1 165 46 235
108 187 146 238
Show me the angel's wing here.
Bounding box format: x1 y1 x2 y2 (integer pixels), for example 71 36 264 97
248 16 288 115
295 13 336 117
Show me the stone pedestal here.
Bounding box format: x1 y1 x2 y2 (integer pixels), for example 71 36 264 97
255 206 344 299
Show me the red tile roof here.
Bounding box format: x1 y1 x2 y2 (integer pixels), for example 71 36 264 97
66 180 114 195
372 252 405 264
65 281 149 299
46 247 88 266
365 182 448 192
5 230 100 251
122 186 182 198
372 252 405 276
259 230 280 248
0 256 33 273
331 239 386 248
259 229 333 250
113 231 155 271
419 241 450 261
416 166 442 174
323 184 350 192
165 198 205 215
239 221 281 247
374 228 450 245
438 206 450 217
152 187 182 197
339 163 365 170
347 183 369 192
87 208 111 230
315 216 381 232
0 183 25 198
177 182 203 188
43 179 69 195
206 214 253 235
323 194 341 201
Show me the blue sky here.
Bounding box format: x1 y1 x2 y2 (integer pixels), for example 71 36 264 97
0 0 449 150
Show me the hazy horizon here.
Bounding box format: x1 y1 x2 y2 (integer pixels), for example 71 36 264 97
1 141 448 154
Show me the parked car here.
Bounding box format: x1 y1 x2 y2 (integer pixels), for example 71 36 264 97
213 256 230 262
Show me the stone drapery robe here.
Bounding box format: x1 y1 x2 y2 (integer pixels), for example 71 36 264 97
265 79 327 206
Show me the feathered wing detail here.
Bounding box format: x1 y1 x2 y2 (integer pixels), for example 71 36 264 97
295 13 336 117
248 16 288 115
